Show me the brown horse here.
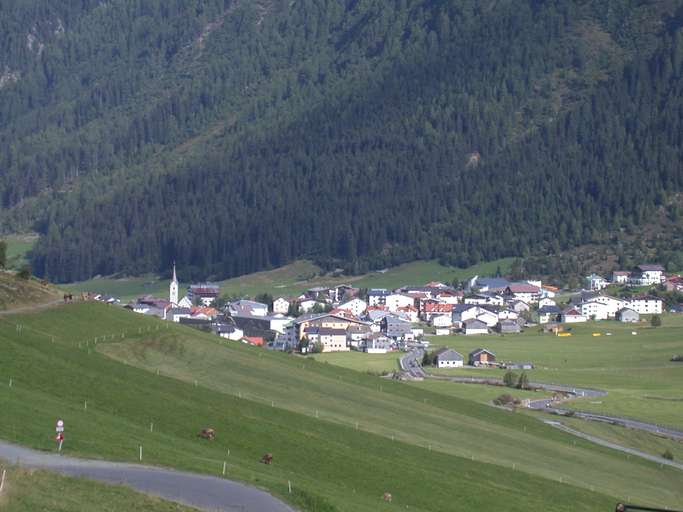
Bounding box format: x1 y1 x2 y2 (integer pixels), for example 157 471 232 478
197 428 215 440
259 453 273 465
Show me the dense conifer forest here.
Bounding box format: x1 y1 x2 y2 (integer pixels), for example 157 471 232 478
0 0 682 282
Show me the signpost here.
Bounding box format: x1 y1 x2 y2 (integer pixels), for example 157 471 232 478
55 419 64 452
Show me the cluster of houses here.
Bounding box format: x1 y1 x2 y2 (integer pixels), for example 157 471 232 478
110 262 678 354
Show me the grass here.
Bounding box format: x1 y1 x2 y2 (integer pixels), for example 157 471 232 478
0 272 61 311
0 466 197 511
62 258 514 303
557 417 683 463
408 379 547 404
311 351 400 374
2 304 678 509
0 303 630 511
421 317 683 428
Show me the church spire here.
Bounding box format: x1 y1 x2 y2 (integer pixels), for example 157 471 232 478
170 261 179 305
172 261 177 283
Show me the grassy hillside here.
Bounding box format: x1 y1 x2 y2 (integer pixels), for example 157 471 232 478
0 303 632 511
0 272 61 311
62 258 513 302
3 234 37 270
0 467 197 512
421 317 683 428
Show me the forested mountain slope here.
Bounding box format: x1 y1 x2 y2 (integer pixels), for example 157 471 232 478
0 0 681 282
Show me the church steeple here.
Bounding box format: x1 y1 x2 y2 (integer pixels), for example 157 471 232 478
170 262 179 305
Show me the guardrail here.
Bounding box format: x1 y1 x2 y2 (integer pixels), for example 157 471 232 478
616 504 683 512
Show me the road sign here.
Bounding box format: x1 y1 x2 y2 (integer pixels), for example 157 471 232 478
56 420 64 433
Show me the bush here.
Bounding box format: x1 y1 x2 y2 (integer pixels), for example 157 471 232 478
17 264 31 280
493 394 518 406
516 372 530 390
503 370 517 387
662 449 674 461
650 314 662 327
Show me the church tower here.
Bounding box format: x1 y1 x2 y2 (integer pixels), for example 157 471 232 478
170 262 179 305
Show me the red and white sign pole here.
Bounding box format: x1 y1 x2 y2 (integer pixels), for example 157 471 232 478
55 419 64 452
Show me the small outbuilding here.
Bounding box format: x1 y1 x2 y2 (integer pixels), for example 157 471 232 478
616 308 640 323
497 320 521 334
464 318 489 335
468 348 496 366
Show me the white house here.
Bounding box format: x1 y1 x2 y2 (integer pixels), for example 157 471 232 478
586 274 609 291
611 271 630 284
464 293 504 306
629 264 665 286
464 319 489 335
504 283 541 304
580 295 628 320
273 297 290 314
434 349 464 368
432 315 452 328
626 296 663 315
337 298 368 317
385 293 414 312
229 300 269 317
497 309 519 321
299 299 324 313
367 289 390 307
561 307 588 323
538 297 557 308
215 324 244 341
434 327 451 336
616 308 640 323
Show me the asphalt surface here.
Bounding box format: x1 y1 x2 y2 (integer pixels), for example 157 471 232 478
399 348 426 378
0 440 296 512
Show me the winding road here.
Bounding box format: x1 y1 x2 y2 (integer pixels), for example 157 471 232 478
0 440 295 512
399 350 683 442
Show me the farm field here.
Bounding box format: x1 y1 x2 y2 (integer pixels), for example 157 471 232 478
0 466 197 512
424 317 683 428
0 303 633 511
61 258 514 303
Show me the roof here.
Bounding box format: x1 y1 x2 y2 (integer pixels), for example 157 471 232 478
464 319 487 329
563 308 582 316
469 348 495 358
538 305 561 314
434 348 463 361
242 336 265 346
636 264 664 272
368 289 390 296
474 277 510 289
304 327 347 336
506 283 540 293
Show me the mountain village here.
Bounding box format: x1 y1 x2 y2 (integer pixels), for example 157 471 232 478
84 264 682 366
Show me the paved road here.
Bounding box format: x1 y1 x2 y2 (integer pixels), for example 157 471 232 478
399 348 426 379
0 440 295 512
544 421 683 471
402 356 683 441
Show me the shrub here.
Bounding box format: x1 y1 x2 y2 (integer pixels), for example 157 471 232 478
650 314 662 327
17 264 31 280
503 370 517 387
493 394 516 406
662 449 674 461
516 372 530 390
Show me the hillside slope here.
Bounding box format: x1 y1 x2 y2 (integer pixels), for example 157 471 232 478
1 302 681 509
0 1 682 281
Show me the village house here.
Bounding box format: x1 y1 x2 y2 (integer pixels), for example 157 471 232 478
433 289 463 305
537 305 561 324
538 297 556 308
629 264 665 286
431 315 452 328
452 304 499 328
304 326 349 352
286 312 371 346
346 324 373 348
468 348 496 366
497 319 521 334
382 316 414 341
665 276 683 292
464 293 505 306
187 283 221 306
298 298 325 313
561 307 588 323
578 295 628 320
586 273 609 291
463 318 489 335
422 302 454 322
616 308 640 323
507 300 530 313
367 289 391 307
611 271 631 284
434 348 464 368
272 297 290 314
503 283 541 304
626 296 663 315
396 305 419 322
229 299 269 317
467 277 510 293
167 306 192 323
385 293 415 312
337 298 368 317
213 323 244 341
361 333 392 354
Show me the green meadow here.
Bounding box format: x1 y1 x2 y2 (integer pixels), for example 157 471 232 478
62 258 514 302
0 467 197 512
2 235 37 270
420 317 683 428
